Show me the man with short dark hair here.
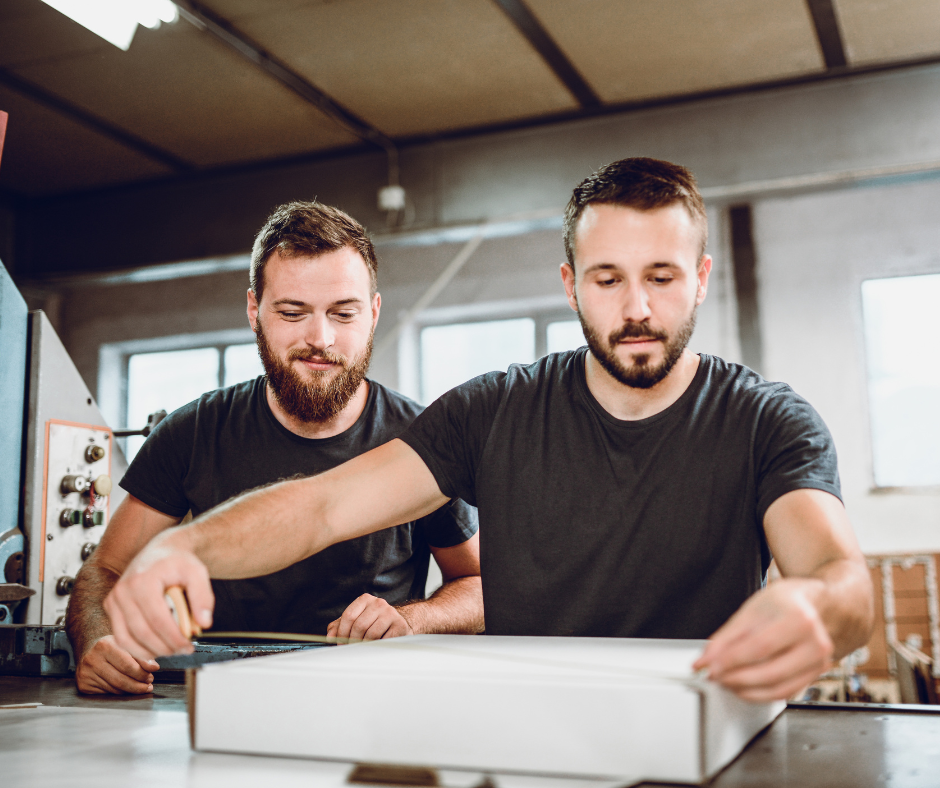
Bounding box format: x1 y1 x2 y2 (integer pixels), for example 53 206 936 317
68 201 483 695
105 159 874 702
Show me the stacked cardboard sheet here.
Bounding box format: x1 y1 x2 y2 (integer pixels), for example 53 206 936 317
189 635 785 785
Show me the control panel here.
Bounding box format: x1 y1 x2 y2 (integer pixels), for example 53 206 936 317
38 421 114 625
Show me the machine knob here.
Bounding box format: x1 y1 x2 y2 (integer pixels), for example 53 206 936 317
80 542 97 561
60 509 81 528
3 552 25 585
82 510 105 528
85 445 106 463
61 475 89 494
92 475 112 497
55 576 74 596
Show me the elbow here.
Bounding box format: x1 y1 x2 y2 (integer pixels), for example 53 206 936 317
843 559 876 656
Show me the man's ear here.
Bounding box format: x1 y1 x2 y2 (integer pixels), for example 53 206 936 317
695 255 713 306
247 288 259 331
561 263 578 313
371 292 381 330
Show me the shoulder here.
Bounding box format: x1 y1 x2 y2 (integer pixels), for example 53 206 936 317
698 355 799 407
699 356 832 441
366 380 427 427
150 376 263 438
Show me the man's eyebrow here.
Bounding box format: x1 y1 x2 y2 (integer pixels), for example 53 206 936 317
270 297 365 307
581 262 619 275
582 261 684 276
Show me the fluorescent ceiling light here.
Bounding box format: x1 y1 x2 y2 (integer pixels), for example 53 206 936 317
40 0 179 51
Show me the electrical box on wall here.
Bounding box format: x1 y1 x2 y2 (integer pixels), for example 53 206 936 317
21 311 128 625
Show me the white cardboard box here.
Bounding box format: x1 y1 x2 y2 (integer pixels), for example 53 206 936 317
189 635 784 785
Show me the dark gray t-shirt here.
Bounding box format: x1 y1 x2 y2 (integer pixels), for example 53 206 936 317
120 377 478 635
400 350 840 639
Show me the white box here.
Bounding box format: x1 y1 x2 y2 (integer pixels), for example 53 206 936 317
189 635 784 785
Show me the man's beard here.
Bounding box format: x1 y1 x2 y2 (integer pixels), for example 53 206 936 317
578 306 697 390
255 323 373 423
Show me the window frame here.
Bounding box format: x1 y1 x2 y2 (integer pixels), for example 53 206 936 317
396 295 580 404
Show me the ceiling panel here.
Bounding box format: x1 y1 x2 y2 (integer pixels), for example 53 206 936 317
8 16 359 168
835 0 940 65
525 0 826 104
201 0 579 136
0 0 113 69
0 85 173 196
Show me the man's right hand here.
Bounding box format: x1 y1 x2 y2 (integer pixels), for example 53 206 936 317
103 537 215 662
75 635 160 695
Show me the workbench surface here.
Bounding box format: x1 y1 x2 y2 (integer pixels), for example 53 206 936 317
2 677 938 788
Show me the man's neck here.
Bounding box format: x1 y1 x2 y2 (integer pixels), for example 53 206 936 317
584 349 700 421
264 380 370 439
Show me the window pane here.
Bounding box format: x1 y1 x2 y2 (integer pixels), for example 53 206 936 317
862 274 940 487
546 320 585 354
420 318 535 404
224 343 264 387
125 347 220 461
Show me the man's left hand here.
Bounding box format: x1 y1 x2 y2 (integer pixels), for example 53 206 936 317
692 578 834 702
327 594 414 641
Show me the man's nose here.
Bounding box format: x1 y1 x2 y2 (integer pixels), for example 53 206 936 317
305 314 335 350
621 281 652 323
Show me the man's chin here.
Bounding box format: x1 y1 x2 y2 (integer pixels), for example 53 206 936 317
616 346 662 370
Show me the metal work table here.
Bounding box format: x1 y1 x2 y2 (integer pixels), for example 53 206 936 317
2 677 939 788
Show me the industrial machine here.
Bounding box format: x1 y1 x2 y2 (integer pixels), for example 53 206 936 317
0 259 127 673
0 261 319 678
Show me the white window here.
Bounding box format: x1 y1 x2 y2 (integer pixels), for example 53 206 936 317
861 273 940 488
420 318 536 404
102 332 263 461
415 300 584 405
546 319 585 354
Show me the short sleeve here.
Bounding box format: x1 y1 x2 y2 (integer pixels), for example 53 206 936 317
417 498 479 548
398 372 505 507
118 402 198 518
754 385 842 523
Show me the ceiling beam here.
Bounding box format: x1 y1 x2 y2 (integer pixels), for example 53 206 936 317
805 0 848 69
178 1 398 166
490 0 601 109
0 68 194 173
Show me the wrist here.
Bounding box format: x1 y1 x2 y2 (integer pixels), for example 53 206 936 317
396 602 422 635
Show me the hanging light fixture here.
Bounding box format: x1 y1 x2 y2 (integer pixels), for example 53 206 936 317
39 0 179 51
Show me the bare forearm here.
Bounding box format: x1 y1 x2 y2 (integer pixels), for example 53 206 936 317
153 442 448 580
398 576 484 635
808 557 874 659
159 477 334 579
66 561 120 658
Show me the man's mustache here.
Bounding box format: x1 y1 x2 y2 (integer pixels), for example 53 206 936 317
288 349 347 365
609 322 668 345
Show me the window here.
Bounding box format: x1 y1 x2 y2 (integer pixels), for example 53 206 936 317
420 318 536 404
861 273 940 487
546 319 585 354
415 301 584 405
116 336 263 460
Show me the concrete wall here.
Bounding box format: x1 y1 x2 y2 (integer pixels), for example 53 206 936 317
754 176 940 555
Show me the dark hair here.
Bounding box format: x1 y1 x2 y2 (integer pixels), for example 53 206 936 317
563 157 708 269
250 201 378 303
